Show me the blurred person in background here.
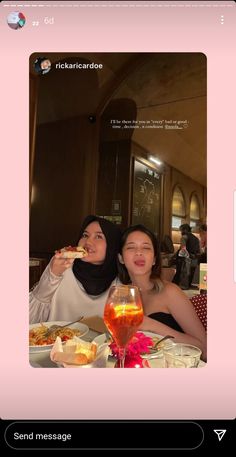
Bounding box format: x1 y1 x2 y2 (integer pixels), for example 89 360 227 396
199 224 207 263
172 224 200 289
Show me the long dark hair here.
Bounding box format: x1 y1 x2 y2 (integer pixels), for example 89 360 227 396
118 224 161 284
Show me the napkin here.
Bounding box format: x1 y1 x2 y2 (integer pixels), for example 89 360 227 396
50 336 109 368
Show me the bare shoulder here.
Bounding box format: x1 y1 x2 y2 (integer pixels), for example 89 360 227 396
161 281 190 303
162 280 182 294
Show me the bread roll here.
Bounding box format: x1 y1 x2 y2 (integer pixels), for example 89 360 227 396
54 351 88 365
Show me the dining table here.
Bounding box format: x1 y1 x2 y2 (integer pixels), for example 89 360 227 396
29 327 205 368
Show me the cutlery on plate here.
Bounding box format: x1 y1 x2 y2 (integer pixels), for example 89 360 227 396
142 335 175 359
105 332 113 344
150 335 174 354
152 335 175 350
43 316 84 337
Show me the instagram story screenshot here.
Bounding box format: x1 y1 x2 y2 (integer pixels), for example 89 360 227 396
0 0 235 452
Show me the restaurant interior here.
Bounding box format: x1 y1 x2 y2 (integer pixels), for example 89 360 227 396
29 52 207 297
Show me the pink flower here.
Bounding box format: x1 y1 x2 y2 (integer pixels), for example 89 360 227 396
120 354 143 368
110 332 154 358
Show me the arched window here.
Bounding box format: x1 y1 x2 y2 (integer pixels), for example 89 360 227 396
172 186 186 229
190 193 200 230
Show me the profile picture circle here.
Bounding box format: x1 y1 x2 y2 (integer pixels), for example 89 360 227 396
34 57 52 75
7 11 26 30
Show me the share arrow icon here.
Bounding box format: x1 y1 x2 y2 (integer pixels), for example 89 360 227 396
213 430 227 441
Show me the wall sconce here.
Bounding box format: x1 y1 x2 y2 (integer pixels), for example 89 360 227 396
149 155 162 167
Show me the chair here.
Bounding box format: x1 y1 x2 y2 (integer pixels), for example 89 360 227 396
190 294 207 331
160 267 176 282
29 257 48 290
161 235 175 268
161 235 174 254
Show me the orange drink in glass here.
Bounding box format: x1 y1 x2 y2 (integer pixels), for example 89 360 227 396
104 285 144 367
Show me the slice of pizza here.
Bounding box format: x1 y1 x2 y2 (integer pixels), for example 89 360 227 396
57 245 87 259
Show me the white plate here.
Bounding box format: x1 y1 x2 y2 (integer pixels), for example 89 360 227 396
93 331 163 346
93 332 206 368
93 331 165 359
93 333 108 347
29 321 89 353
137 331 166 359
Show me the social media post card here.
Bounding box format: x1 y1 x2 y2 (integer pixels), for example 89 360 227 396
0 1 235 443
28 50 207 372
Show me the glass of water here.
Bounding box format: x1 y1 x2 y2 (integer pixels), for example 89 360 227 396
163 343 202 368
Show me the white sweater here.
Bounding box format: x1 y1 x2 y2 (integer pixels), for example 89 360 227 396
29 262 118 324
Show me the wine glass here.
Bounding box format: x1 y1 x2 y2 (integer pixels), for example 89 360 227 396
104 284 144 368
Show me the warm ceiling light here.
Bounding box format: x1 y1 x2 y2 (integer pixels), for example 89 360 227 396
149 156 162 166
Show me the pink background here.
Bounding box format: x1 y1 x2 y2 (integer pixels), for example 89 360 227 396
0 1 235 420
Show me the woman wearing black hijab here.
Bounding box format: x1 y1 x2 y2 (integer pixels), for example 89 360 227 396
29 216 121 323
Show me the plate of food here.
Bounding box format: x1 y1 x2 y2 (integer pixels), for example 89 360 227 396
93 331 169 360
29 321 89 353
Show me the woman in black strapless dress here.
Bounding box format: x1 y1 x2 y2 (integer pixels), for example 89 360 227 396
118 225 206 361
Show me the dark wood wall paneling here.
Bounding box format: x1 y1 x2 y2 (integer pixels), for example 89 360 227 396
96 140 131 231
30 116 99 256
29 74 39 208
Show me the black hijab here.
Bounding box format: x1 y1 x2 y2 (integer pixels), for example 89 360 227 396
72 215 121 295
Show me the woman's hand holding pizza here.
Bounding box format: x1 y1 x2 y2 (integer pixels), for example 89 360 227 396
51 251 74 276
50 246 87 276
